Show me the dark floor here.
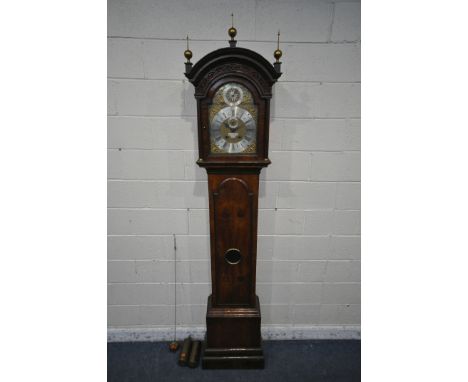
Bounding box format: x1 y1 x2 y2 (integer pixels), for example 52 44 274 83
108 340 360 382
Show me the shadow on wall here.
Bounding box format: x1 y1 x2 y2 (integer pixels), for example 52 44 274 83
181 74 208 235
180 75 209 308
261 82 297 324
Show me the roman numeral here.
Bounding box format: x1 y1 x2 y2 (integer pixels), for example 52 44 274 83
241 112 251 122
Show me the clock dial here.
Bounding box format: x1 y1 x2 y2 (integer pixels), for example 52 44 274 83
211 106 256 153
223 84 243 106
209 83 257 154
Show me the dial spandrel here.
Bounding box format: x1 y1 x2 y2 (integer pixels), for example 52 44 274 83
209 83 257 154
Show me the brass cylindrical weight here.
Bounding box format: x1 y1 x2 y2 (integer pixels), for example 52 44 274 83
188 341 201 368
178 337 192 366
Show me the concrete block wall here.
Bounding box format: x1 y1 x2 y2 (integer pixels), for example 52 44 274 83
108 0 360 339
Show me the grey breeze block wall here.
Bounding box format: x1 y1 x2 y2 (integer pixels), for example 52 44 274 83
108 0 361 337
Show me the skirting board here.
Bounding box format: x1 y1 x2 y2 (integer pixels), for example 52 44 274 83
107 325 360 342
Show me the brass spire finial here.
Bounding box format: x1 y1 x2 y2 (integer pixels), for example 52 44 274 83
274 30 282 62
228 13 237 40
184 35 193 63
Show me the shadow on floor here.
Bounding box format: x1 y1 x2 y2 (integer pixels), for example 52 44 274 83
108 340 360 382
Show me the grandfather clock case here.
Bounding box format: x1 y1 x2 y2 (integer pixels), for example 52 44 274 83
184 23 283 369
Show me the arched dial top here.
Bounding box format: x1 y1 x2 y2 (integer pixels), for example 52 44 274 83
209 82 257 154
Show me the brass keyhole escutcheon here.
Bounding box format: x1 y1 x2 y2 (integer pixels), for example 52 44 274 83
224 248 241 265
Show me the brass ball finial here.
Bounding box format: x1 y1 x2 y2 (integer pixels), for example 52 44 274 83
184 35 193 62
184 49 193 61
274 30 282 62
228 13 237 40
228 26 237 39
274 49 282 61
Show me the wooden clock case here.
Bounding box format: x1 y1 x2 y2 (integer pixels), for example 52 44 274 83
185 44 282 369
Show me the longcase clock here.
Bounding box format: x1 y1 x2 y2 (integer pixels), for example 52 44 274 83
184 20 283 369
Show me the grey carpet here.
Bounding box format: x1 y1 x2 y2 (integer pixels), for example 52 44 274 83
108 340 360 382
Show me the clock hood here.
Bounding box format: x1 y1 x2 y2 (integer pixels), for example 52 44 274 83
185 47 281 97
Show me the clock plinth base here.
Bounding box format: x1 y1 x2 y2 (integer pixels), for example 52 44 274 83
202 295 265 369
202 347 264 369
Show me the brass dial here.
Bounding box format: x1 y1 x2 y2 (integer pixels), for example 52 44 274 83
209 82 257 154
